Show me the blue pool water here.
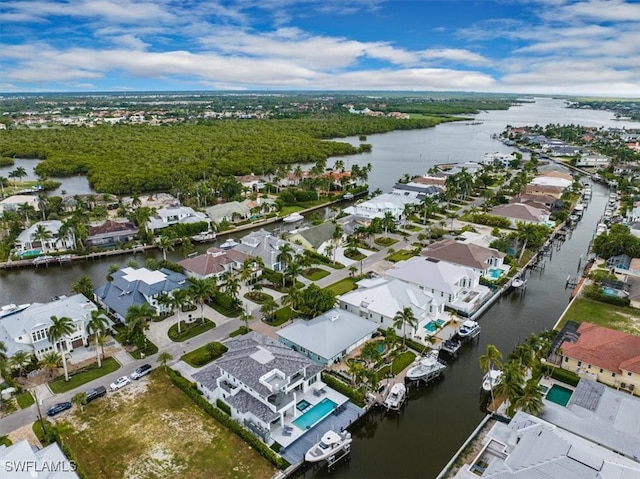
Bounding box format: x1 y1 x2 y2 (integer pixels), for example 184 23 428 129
602 287 618 297
293 398 337 430
376 342 386 354
423 318 447 333
296 399 311 411
18 249 42 258
489 268 503 279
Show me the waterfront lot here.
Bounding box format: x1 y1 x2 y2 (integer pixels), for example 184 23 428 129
558 298 640 335
59 371 275 479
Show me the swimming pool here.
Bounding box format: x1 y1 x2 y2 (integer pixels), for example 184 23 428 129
602 287 619 297
546 384 573 406
296 399 311 412
424 318 447 333
376 342 386 354
293 398 337 430
18 249 42 258
488 268 503 279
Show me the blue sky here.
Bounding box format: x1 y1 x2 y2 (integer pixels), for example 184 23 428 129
1 0 639 96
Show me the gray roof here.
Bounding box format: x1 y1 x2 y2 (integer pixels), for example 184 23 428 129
205 201 251 222
226 390 279 423
288 222 336 250
194 332 322 399
93 267 188 319
385 256 479 294
234 229 303 267
277 309 378 361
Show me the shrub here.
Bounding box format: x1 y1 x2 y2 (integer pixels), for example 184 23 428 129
549 367 580 387
584 284 631 307
321 372 365 407
216 399 231 415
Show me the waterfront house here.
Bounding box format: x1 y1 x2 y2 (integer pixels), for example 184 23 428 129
489 203 551 228
286 222 340 255
337 278 447 341
235 174 265 192
575 154 610 168
509 194 563 213
192 332 352 446
14 220 75 256
277 309 378 365
0 294 96 360
481 152 514 168
559 322 640 395
335 214 371 236
234 229 304 271
0 194 39 215
384 256 491 317
411 174 447 188
529 171 574 190
205 201 251 223
178 247 259 284
439 161 484 177
421 239 508 279
0 439 80 479
146 205 211 233
86 219 139 248
391 182 443 200
93 267 188 322
343 192 421 220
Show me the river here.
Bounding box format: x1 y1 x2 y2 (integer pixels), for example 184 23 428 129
0 98 637 478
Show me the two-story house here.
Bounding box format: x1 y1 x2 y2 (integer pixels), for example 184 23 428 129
14 220 75 256
178 247 260 284
421 239 508 280
234 229 303 271
146 206 211 233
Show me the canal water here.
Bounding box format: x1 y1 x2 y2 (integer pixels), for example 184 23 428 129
0 98 637 478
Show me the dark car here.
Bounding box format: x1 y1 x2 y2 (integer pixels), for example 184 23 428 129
46 401 72 417
130 363 152 380
85 386 107 403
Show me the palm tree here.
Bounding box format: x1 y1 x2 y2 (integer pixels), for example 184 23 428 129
259 298 278 322
0 341 8 374
277 243 294 280
157 351 173 371
31 224 53 249
513 378 544 416
71 275 94 299
9 166 27 184
284 261 302 289
71 392 87 412
9 350 32 377
240 311 251 332
87 310 110 368
392 307 418 348
38 351 61 380
495 360 525 416
188 278 216 324
48 315 75 382
381 211 396 238
479 344 503 407
125 303 156 342
156 236 174 260
222 272 241 300
171 288 190 335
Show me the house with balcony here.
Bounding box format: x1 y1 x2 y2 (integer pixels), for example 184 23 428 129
13 220 75 256
384 256 491 317
343 193 421 220
559 322 640 396
277 309 378 365
178 247 260 284
93 267 188 322
193 332 359 454
234 229 303 271
235 174 265 192
86 219 139 248
489 203 551 228
421 239 508 280
337 278 448 342
146 205 211 233
0 294 97 360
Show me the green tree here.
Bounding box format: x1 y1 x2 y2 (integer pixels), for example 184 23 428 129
156 235 174 260
71 275 94 299
48 315 75 382
71 391 87 411
495 360 525 416
157 351 173 371
188 278 217 324
259 298 279 322
513 378 544 416
392 307 418 348
124 303 156 346
8 350 32 377
86 310 110 368
171 287 190 335
38 351 61 380
479 344 504 406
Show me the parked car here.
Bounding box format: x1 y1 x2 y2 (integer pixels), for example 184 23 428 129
130 364 152 380
46 401 72 417
110 376 130 391
85 385 107 403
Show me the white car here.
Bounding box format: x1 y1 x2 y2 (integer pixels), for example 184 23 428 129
110 376 130 391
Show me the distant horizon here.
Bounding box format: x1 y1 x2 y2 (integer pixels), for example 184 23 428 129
2 1 640 96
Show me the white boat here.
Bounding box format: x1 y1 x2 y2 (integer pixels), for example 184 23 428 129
457 320 481 339
343 192 354 200
482 369 503 392
383 382 406 411
32 255 55 265
305 430 352 463
406 350 446 381
219 238 238 250
512 278 527 289
191 231 217 243
282 212 304 223
0 303 30 318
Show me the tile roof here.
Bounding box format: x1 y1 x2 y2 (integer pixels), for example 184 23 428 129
421 239 504 270
178 247 250 277
490 203 549 222
385 256 479 294
561 322 640 374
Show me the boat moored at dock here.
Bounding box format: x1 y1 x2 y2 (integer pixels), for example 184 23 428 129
481 369 503 392
305 430 352 463
406 350 447 382
383 383 406 411
282 212 304 224
456 320 481 340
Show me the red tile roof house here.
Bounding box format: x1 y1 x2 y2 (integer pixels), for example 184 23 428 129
86 220 139 248
560 322 640 396
178 247 260 284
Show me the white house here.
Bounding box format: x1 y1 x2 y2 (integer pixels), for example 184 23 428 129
337 278 447 340
384 257 492 316
343 193 421 219
0 294 96 360
481 152 514 168
14 220 75 256
235 174 265 192
234 229 303 271
0 439 80 479
0 194 39 215
575 154 610 168
146 206 210 232
421 239 508 279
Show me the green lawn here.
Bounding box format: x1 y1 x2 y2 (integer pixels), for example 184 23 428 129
229 326 251 338
266 306 294 326
325 278 357 295
374 237 398 247
16 391 34 409
168 319 216 342
130 340 159 360
243 291 273 304
61 372 275 479
343 249 366 261
181 342 228 368
209 299 243 318
386 249 418 263
49 357 120 394
557 297 640 334
301 267 330 281
377 351 416 378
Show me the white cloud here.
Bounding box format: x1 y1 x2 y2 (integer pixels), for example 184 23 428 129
543 0 640 22
420 49 491 66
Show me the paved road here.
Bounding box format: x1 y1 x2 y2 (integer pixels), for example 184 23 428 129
0 227 424 435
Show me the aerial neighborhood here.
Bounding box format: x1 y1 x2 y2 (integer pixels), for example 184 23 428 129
2 95 640 478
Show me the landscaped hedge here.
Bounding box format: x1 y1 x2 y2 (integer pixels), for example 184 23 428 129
549 366 580 387
216 399 231 416
461 212 512 228
304 250 345 269
166 368 289 470
322 372 366 408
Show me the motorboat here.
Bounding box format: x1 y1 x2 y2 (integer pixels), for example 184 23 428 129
406 350 446 382
219 238 238 250
383 382 406 411
0 303 30 318
457 320 481 339
305 430 352 463
282 212 304 223
482 369 503 392
191 231 217 243
32 255 55 266
512 277 527 289
440 338 461 356
343 192 354 200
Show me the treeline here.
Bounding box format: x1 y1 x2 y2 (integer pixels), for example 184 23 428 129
0 114 451 194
